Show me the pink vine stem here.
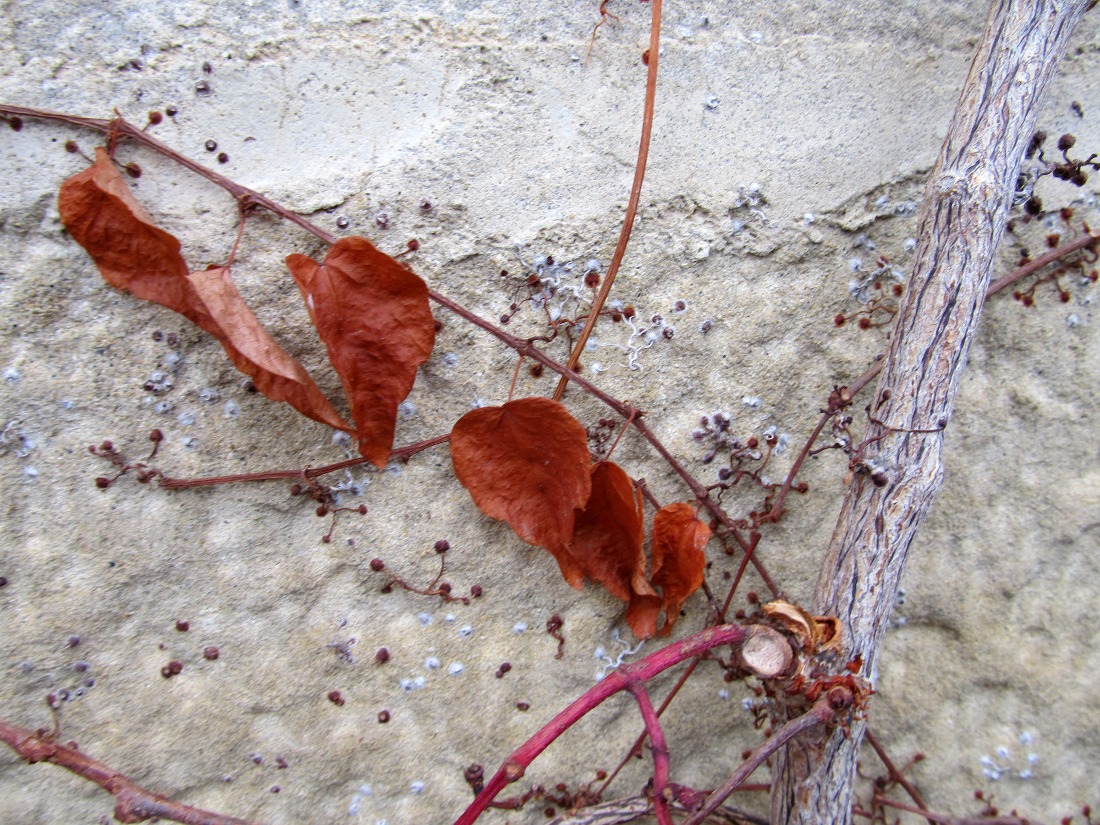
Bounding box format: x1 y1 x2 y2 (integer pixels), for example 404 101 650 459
453 622 756 825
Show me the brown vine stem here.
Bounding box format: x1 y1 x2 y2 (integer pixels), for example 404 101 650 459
156 433 451 490
0 719 261 825
870 797 1048 825
550 795 768 825
678 693 842 825
552 0 663 401
1 103 778 594
0 104 336 244
862 728 931 821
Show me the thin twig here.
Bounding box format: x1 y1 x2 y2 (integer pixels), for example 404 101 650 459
863 728 933 822
873 796 1050 825
679 694 842 825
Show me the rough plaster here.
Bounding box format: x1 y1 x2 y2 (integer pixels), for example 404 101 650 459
0 1 1098 823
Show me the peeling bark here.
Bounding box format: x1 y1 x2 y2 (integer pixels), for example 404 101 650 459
771 1 1093 822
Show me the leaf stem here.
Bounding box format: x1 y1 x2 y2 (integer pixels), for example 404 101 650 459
553 0 663 401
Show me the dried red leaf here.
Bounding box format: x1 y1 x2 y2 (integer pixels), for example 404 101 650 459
450 398 592 582
58 148 349 430
650 503 711 636
569 461 660 637
286 237 435 466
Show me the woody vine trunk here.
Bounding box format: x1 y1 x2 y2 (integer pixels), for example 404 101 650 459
771 0 1093 822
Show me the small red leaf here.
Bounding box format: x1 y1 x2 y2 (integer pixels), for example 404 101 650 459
58 148 349 431
451 398 592 583
651 503 711 636
287 237 435 467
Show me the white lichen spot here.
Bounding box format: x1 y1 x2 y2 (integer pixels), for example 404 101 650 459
717 689 729 700
224 400 241 418
199 387 220 403
177 411 195 426
444 613 456 623
442 352 459 368
458 625 473 638
594 629 644 681
398 401 417 419
417 612 433 627
448 662 465 676
182 436 197 449
332 431 353 450
3 367 20 385
399 676 427 692
704 95 719 110
741 396 762 409
424 657 441 670
409 781 425 795
512 622 528 634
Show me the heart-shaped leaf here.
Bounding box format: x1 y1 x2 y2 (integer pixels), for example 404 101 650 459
451 397 592 583
286 237 435 466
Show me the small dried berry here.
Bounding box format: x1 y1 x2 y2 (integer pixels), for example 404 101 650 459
203 646 219 660
377 709 391 723
1058 133 1076 152
374 647 390 664
434 539 450 553
369 558 385 572
327 690 345 706
175 620 189 632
